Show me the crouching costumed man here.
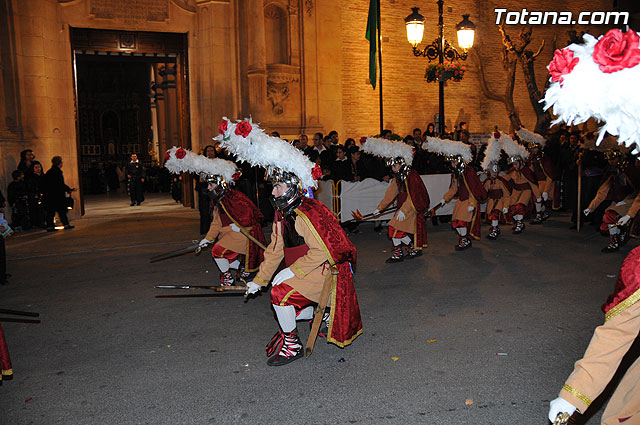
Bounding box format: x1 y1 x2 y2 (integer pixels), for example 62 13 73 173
362 137 429 263
482 132 512 240
423 136 487 250
164 147 266 285
216 118 363 366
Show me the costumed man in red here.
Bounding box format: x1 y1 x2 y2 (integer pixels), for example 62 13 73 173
217 118 362 367
517 127 561 223
583 148 640 253
503 134 541 234
0 323 12 382
362 137 429 263
164 147 266 286
482 132 512 240
424 136 487 250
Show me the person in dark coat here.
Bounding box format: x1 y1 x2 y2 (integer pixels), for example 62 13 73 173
0 190 8 284
196 145 216 234
26 161 46 228
44 156 74 231
126 153 145 206
331 145 354 182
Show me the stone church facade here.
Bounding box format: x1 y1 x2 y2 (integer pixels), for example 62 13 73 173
0 0 634 214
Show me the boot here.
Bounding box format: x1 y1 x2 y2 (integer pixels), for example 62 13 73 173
405 242 423 259
454 236 472 251
267 329 303 366
541 210 551 221
310 311 331 338
220 270 235 286
530 213 543 225
512 220 525 234
486 226 500 240
385 245 404 263
235 263 251 281
601 234 620 253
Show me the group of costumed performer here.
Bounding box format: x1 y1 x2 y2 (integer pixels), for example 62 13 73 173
214 118 362 366
481 132 513 240
164 147 266 286
543 27 640 424
423 136 487 250
360 137 430 263
516 126 562 223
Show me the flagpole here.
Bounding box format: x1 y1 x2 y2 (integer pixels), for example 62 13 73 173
377 0 383 134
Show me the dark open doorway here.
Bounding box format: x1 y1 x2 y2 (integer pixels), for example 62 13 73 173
70 28 193 215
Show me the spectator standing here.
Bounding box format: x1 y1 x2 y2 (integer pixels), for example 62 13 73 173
126 153 145 206
0 189 8 285
17 149 35 178
44 156 74 231
7 170 30 230
331 145 354 182
26 161 46 228
196 145 216 234
424 123 436 137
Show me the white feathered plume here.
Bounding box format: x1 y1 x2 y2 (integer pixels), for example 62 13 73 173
501 133 529 160
360 137 414 165
422 136 472 163
164 146 238 181
214 117 318 189
516 127 546 147
542 29 640 153
481 132 504 171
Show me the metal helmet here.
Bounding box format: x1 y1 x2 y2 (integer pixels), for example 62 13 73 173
386 157 410 181
487 162 500 174
266 166 304 214
203 172 235 204
447 154 467 174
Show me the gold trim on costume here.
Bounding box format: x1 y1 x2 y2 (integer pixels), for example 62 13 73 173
253 275 268 285
280 288 297 306
562 384 592 407
605 287 640 322
291 262 306 278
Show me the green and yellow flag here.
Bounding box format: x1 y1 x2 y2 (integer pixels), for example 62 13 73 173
365 0 380 89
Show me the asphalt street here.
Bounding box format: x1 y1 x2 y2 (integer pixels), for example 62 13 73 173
1 194 638 425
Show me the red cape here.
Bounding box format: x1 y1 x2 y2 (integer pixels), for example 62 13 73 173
602 246 640 321
404 170 430 249
295 198 363 348
462 168 488 240
219 189 266 272
0 323 12 381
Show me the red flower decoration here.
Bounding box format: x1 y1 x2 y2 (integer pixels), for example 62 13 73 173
311 165 323 179
232 171 241 182
494 132 501 139
218 120 228 135
175 148 187 159
593 29 640 73
235 121 252 138
548 48 579 83
360 136 367 145
164 151 171 161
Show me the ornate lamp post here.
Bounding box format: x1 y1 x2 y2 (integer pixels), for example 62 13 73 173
405 2 476 136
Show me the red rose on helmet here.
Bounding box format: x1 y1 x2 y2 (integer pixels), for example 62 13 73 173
235 121 252 138
232 171 241 182
176 148 187 159
164 150 171 161
311 165 323 179
494 132 501 139
360 136 367 145
218 120 228 135
593 29 640 73
548 48 579 83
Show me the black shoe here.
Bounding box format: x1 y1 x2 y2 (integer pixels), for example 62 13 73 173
130 203 135 206
385 256 404 263
267 349 303 366
64 225 74 230
373 225 383 233
569 224 577 230
46 227 58 232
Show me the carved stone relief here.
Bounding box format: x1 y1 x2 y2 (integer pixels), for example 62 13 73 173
266 82 289 115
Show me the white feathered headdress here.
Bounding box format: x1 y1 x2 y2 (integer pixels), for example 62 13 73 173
422 136 472 163
516 126 546 148
214 117 319 189
360 137 414 165
502 133 529 160
542 28 640 153
164 146 238 182
481 132 504 171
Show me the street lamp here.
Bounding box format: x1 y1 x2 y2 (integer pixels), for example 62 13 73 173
405 1 476 136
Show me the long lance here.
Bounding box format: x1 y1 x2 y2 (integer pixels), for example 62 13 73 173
155 285 249 299
426 203 444 218
150 241 202 263
343 206 396 224
0 308 40 317
235 226 267 251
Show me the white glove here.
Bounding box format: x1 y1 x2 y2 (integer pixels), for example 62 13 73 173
502 207 509 214
536 198 542 203
372 209 380 215
438 199 445 207
272 267 294 286
467 205 475 212
396 210 406 221
230 223 241 232
548 397 577 423
619 214 631 226
583 208 591 216
616 200 627 207
246 281 261 295
542 192 549 201
198 238 211 248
